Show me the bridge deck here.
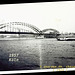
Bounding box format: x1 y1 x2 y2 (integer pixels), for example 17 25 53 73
0 31 60 36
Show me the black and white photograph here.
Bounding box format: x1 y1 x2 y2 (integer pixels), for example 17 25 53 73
0 1 75 74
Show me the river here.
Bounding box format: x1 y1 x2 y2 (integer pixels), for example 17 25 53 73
0 38 75 70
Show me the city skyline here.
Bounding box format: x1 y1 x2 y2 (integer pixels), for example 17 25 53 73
0 1 75 33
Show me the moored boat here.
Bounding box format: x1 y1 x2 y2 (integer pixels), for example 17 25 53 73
56 34 75 41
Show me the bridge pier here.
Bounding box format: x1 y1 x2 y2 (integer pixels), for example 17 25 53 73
18 34 20 38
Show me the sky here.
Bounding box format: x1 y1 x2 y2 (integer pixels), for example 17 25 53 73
0 1 75 33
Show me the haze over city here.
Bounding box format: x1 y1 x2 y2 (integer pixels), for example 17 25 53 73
0 1 75 33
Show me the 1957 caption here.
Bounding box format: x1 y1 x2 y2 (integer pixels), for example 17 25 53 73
9 53 19 62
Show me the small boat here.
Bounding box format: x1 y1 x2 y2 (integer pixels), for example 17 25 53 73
57 37 66 41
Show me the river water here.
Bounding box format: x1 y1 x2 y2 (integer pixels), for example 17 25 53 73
0 38 75 71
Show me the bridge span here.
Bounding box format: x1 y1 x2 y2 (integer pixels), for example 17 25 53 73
0 22 60 38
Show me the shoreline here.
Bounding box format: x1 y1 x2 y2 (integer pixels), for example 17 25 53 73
0 38 57 41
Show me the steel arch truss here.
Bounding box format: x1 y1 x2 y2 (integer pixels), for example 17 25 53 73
41 28 59 34
0 22 41 33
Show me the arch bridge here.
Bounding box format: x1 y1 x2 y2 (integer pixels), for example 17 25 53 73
0 22 41 34
0 22 60 38
42 28 59 34
41 28 60 38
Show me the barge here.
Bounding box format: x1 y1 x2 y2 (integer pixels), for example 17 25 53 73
56 34 75 41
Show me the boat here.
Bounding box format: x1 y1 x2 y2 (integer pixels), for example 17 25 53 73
56 34 75 41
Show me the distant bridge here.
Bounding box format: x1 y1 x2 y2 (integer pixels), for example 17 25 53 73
0 22 60 38
41 28 59 34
